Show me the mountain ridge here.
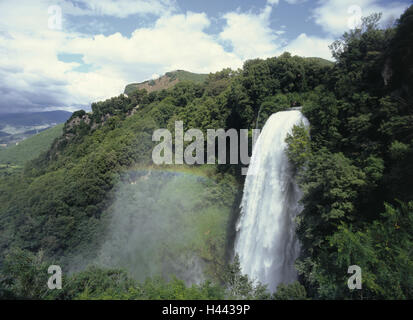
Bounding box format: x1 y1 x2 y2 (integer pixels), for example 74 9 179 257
124 70 208 95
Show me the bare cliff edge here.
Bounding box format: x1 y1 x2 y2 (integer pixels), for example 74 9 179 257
124 70 208 95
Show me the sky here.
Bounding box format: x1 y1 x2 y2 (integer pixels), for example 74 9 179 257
0 0 410 113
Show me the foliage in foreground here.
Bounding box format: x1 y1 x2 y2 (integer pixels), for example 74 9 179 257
0 249 307 300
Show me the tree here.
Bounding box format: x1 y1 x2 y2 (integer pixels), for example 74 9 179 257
222 255 270 299
1 248 50 299
273 282 308 300
285 123 311 171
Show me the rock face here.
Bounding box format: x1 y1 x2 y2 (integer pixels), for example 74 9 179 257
65 113 91 130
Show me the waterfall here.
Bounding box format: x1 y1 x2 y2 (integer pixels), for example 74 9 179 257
234 110 309 292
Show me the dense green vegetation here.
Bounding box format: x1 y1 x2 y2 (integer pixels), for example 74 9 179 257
0 248 305 300
0 6 412 300
286 10 413 299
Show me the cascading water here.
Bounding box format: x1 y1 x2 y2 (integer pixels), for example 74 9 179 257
234 109 309 292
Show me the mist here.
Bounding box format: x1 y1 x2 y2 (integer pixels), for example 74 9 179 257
88 169 229 285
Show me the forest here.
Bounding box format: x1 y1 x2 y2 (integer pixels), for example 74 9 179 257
0 6 412 300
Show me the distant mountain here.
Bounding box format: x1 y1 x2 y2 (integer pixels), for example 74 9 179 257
0 110 72 127
0 110 71 146
0 124 63 165
124 70 208 95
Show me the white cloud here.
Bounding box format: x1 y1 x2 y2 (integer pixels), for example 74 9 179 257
0 2 243 112
284 0 307 4
312 0 409 35
8 0 406 113
67 12 242 76
279 33 334 60
0 1 126 111
61 0 177 18
219 6 281 61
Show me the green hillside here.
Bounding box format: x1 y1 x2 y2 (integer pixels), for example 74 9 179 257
124 70 208 95
0 124 63 165
165 70 209 83
304 57 334 67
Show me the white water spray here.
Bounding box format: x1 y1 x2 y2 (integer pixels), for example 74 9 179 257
234 110 309 292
